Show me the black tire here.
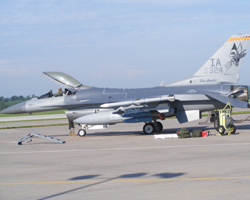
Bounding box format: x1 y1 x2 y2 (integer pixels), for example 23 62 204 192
210 116 215 123
154 121 163 132
218 126 225 135
231 125 236 134
214 117 219 131
143 123 155 134
78 129 86 137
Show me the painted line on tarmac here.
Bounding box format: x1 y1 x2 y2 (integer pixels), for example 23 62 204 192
1 176 250 185
1 142 250 155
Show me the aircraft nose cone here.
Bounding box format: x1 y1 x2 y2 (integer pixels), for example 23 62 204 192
0 101 26 114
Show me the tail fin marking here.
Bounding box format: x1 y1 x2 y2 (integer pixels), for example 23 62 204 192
166 34 250 86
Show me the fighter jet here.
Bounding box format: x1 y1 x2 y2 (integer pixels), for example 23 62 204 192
2 34 250 136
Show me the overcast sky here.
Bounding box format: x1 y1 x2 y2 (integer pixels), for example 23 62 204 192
0 0 250 97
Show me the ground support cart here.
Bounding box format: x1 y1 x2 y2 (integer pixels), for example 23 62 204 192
213 102 236 135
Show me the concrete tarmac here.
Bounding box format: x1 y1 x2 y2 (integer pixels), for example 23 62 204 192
1 116 250 200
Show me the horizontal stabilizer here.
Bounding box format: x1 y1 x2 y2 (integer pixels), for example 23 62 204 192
205 92 248 108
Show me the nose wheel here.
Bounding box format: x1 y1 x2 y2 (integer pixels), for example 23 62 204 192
78 129 86 137
78 124 87 137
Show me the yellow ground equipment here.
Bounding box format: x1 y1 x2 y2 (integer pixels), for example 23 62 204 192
213 102 236 135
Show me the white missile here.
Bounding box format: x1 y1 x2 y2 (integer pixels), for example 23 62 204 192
74 111 127 125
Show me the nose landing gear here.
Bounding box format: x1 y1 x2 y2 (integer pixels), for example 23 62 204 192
78 125 87 137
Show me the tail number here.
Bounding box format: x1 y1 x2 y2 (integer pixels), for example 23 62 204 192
204 58 223 74
204 66 223 74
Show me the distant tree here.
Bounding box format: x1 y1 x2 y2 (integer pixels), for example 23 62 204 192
4 98 9 102
0 96 4 101
11 96 18 101
32 94 36 98
18 95 24 100
0 102 4 110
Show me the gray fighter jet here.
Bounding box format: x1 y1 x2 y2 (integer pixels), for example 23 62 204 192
2 34 250 136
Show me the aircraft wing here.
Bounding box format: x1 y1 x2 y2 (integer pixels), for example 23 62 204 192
99 92 248 124
205 92 248 108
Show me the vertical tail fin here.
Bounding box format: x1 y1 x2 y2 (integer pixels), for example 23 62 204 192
194 34 250 84
166 34 250 86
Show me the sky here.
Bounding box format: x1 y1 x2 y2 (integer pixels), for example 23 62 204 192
0 0 250 97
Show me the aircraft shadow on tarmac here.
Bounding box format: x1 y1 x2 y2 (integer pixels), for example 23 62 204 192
38 172 185 200
233 124 250 130
69 175 100 180
154 172 186 179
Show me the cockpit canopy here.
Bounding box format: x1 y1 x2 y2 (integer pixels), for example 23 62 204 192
38 72 92 99
42 72 91 89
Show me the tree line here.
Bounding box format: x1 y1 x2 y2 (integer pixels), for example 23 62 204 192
0 95 36 111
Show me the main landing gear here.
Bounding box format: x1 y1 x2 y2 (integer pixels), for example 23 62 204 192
143 121 163 135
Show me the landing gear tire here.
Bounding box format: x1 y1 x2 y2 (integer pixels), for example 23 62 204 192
210 116 215 123
78 129 86 137
154 121 163 132
231 125 236 134
218 126 225 135
214 118 219 131
143 123 155 135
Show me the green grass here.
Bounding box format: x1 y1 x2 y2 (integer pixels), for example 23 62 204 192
231 111 250 115
0 110 66 118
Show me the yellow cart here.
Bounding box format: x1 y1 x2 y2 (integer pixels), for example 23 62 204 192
214 102 236 135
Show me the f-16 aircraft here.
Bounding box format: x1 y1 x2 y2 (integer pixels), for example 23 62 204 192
2 34 250 136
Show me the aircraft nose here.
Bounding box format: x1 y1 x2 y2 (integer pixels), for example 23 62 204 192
0 101 27 114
